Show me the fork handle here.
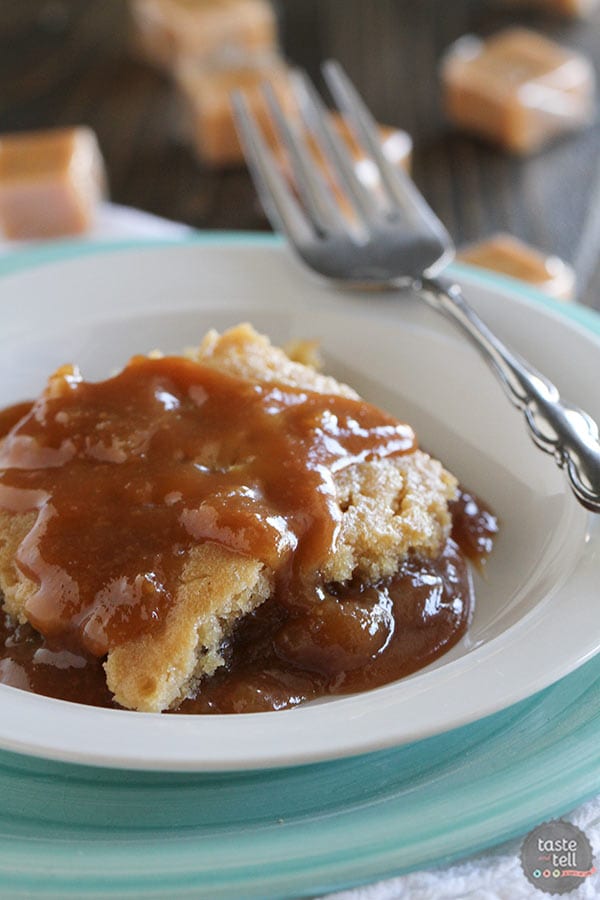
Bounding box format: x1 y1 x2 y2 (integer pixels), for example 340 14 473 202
419 275 600 514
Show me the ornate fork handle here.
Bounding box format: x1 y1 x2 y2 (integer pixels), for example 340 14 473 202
420 276 600 513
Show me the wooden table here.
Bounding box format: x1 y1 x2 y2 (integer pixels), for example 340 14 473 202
2 0 600 309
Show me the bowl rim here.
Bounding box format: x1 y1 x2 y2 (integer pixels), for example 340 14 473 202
0 234 599 772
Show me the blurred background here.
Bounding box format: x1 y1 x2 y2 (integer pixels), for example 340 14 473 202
2 0 600 308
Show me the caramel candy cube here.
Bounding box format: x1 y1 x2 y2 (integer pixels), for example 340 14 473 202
546 0 599 13
177 60 295 167
130 0 277 71
502 0 600 16
442 29 596 153
458 233 575 300
0 127 106 241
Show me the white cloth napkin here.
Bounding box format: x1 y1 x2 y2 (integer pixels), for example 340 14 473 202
0 201 193 254
4 204 597 900
84 202 195 241
322 799 600 899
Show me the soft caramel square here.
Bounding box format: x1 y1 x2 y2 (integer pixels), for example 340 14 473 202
549 0 599 13
502 0 599 16
442 28 596 153
130 0 277 71
0 126 106 240
177 60 295 167
458 233 575 300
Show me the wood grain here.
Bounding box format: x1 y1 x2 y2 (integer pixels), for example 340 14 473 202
1 0 599 308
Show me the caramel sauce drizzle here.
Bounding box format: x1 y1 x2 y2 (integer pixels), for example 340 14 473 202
0 359 498 714
0 357 415 657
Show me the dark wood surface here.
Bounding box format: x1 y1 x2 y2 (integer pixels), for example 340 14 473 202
2 0 600 308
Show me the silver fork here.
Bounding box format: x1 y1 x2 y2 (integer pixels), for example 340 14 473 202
232 60 600 513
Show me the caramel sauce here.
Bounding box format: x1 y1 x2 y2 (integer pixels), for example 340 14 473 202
0 401 34 438
0 616 114 706
450 489 499 568
0 489 496 713
177 536 474 713
0 358 497 714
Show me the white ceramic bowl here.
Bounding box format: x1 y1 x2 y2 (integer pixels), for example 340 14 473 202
0 238 598 771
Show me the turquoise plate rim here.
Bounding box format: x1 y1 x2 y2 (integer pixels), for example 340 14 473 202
1 233 600 899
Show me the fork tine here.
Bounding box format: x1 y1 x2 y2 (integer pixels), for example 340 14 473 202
322 60 443 228
231 92 314 245
261 83 349 236
292 69 379 226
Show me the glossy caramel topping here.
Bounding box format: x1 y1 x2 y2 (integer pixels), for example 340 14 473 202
0 402 33 439
0 615 114 707
450 488 499 567
0 487 498 714
180 535 473 713
0 356 415 657
0 127 106 240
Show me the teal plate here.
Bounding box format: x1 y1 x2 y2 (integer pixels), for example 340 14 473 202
1 656 600 899
1 236 600 899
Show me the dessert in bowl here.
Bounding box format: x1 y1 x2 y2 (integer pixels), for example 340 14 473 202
0 323 496 715
0 240 595 770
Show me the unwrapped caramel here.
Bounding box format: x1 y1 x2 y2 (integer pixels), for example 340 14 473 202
130 0 277 71
176 58 295 167
0 126 106 240
501 0 600 16
458 233 575 300
442 28 596 153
